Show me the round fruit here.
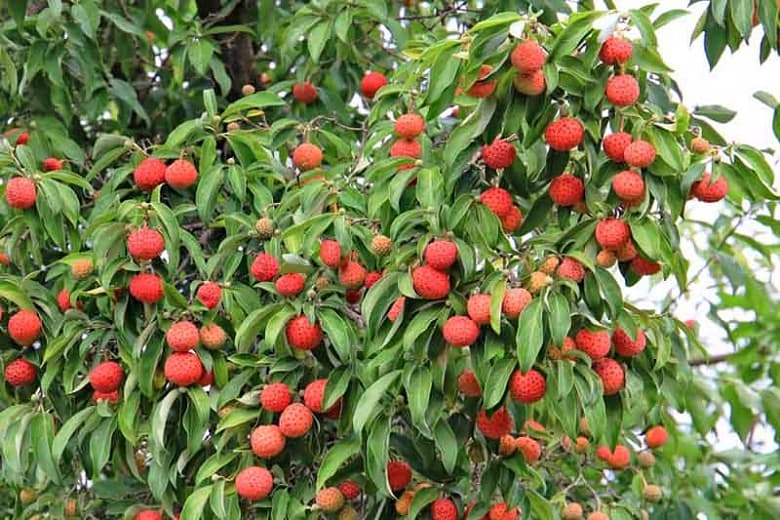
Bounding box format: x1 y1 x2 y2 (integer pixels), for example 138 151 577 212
488 502 519 520
477 406 514 439
339 261 367 288
255 217 274 239
200 323 226 350
260 382 292 413
395 113 425 139
612 170 645 201
515 436 542 463
457 369 482 397
502 287 531 319
8 309 42 345
235 466 274 500
339 480 360 500
165 159 198 189
250 425 286 457
595 218 630 250
424 239 458 271
691 172 728 202
637 451 656 468
613 327 646 357
545 118 584 151
624 140 656 168
285 315 322 350
5 177 37 209
371 234 392 256
480 187 513 218
127 227 165 261
89 361 124 392
603 132 632 163
482 138 516 169
389 138 422 159
442 315 480 347
196 281 222 309
599 36 633 65
646 425 669 448
166 321 199 351
292 81 317 104
303 378 340 416
501 205 524 232
466 64 496 98
387 460 412 491
361 71 388 99
631 256 661 276
562 502 584 520
644 484 662 502
279 403 314 437
134 158 167 191
691 136 710 153
467 293 492 325
549 174 584 206
596 249 617 267
509 369 546 403
548 337 577 360
587 512 610 520
387 296 406 321
316 487 345 512
250 253 279 282
276 273 306 297
4 358 36 387
593 358 625 395
431 497 458 520
320 239 341 268
412 265 450 299
605 74 640 106
511 39 546 72
129 273 164 303
292 143 323 171
163 352 203 386
575 329 611 359
42 157 63 171
135 510 162 520
513 69 546 95
557 257 585 282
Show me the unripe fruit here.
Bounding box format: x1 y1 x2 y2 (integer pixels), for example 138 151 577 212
613 327 646 357
549 337 576 360
200 323 226 350
89 361 124 392
316 487 345 512
163 352 203 386
691 136 710 153
528 270 552 293
241 84 255 96
509 369 546 403
251 425 286 457
691 172 728 202
133 158 167 191
587 512 610 520
64 498 78 517
499 434 517 456
387 460 412 491
603 132 632 163
276 272 306 296
165 159 198 189
19 488 36 504
250 253 279 282
292 81 317 104
395 113 425 139
129 273 164 303
292 143 323 171
196 281 221 309
593 358 625 395
624 140 656 168
476 406 514 439
431 498 458 520
424 239 458 271
646 425 669 448
361 71 388 99
549 174 584 206
467 293 492 325
457 369 482 397
574 436 590 453
540 255 560 274
575 329 611 359
442 315 480 347
235 466 273 500
545 118 584 151
600 35 633 64
605 74 640 106
279 402 314 437
71 258 94 279
466 64 496 98
166 321 199 351
515 435 542 463
8 309 42 345
227 122 240 132
637 451 656 468
338 506 359 520
481 138 516 169
511 39 546 72
595 218 630 250
643 484 662 502
513 69 546 95
557 257 585 282
371 234 392 256
339 261 367 288
562 502 584 520
479 187 513 218
255 217 274 239
285 315 322 350
4 358 36 387
502 287 531 318
596 249 617 267
388 296 406 321
320 239 341 268
395 490 414 514
412 265 450 299
5 177 37 209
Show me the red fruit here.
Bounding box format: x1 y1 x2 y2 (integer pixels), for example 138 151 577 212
292 143 323 171
199 323 226 349
603 132 632 163
557 257 585 282
593 358 625 396
612 170 645 201
624 140 656 168
12 130 29 146
480 187 513 218
488 502 519 520
163 352 203 386
260 382 292 413
292 81 317 104
515 436 542 463
42 158 63 171
166 321 199 351
631 256 661 276
251 425 286 457
442 316 480 347
477 406 514 439
457 369 482 397
339 261 367 288
467 293 492 325
603 444 631 469
304 378 341 416
361 71 388 99
364 271 382 288
250 253 279 282
198 370 214 386
549 174 584 206
545 118 584 152
549 337 577 360
93 390 120 404
613 327 646 357
431 498 458 520
424 240 458 271
412 265 450 299
285 315 322 350
135 510 162 520
196 281 222 309
0 253 10 265
276 273 306 296
575 329 611 360
89 361 124 392
466 64 497 98
5 177 37 209
482 138 517 169
57 289 75 311
127 227 165 262
129 273 164 303
616 239 638 262
320 239 341 268
513 69 546 96
4 358 36 387
279 403 314 438
8 309 42 345
595 218 630 250
502 287 531 318
692 172 728 202
395 113 425 139
389 139 422 159
646 425 669 448
316 487 345 512
345 288 362 304
133 158 167 191
500 205 523 232
387 460 412 491
388 296 406 321
235 466 274 500
605 75 640 106
599 36 633 65
338 480 360 500
511 39 546 73
509 369 546 404
165 159 198 189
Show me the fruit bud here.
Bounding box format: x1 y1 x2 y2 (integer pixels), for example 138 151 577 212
227 122 240 132
241 84 256 96
643 484 662 502
637 451 656 468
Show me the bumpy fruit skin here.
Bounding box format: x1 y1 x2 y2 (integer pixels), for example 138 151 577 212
135 510 162 520
127 227 165 261
250 253 279 282
466 64 496 98
251 425 286 457
93 389 119 403
488 502 519 520
4 358 36 387
255 217 274 239
690 136 710 153
387 460 412 491
133 158 167 191
612 170 645 201
431 498 458 520
528 271 552 293
279 403 314 438
424 240 458 271
545 118 584 151
5 177 37 209
292 81 317 104
480 187 513 218
637 451 656 467
166 321 199 351
596 249 617 268
364 271 382 289
513 69 546 95
338 480 360 500
163 352 203 386
500 205 523 232
599 36 633 65
557 257 585 282
593 358 625 395
624 140 656 168
292 143 323 171
511 39 546 72
595 218 630 250
339 261 367 288
613 327 646 357
395 113 425 139
540 255 560 274
549 337 577 360
467 293 492 325
200 323 226 349
89 361 124 392
198 370 214 387
562 502 584 520
442 316 480 347
603 132 632 163
587 513 610 520
71 258 94 280
605 75 640 106
644 484 662 502
412 265 450 299
691 172 728 202
260 382 292 413
361 71 387 99
482 138 517 169
616 240 638 262
549 174 584 206
499 434 517 456
457 369 482 397
285 315 322 350
57 289 75 311
165 159 198 189
509 369 546 403
371 234 392 256
316 487 345 512
390 138 422 159
275 273 306 297
646 425 669 448
631 256 661 276
477 406 514 439
8 309 42 346
235 466 274 500
575 329 611 359
515 436 542 463
129 273 164 303
388 296 406 321
42 157 63 171
319 239 341 268
196 281 222 309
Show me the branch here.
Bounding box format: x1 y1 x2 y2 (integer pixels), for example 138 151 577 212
688 351 737 366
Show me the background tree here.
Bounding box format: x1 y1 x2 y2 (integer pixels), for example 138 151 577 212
0 1 778 520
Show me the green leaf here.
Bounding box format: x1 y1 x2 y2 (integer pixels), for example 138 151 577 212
189 39 215 75
408 486 440 520
222 92 285 118
694 104 737 123
516 298 545 372
352 370 401 435
316 438 360 489
52 406 95 463
550 12 604 61
318 308 353 363
181 485 214 520
483 358 515 409
434 418 458 474
406 367 432 435
151 389 180 452
88 417 116 475
546 292 571 348
308 21 330 63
